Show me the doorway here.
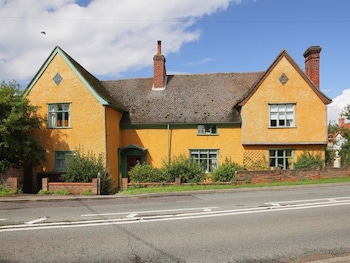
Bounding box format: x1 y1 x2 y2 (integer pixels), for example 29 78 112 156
127 155 142 182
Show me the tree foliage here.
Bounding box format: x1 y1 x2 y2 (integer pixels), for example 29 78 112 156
327 120 339 134
339 104 350 166
0 81 45 172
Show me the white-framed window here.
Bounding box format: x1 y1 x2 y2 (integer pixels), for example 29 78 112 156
197 125 218 135
269 103 295 127
48 103 70 128
54 151 74 170
190 149 218 173
269 149 294 169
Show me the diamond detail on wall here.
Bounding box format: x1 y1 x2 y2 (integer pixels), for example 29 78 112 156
53 73 62 85
279 73 289 85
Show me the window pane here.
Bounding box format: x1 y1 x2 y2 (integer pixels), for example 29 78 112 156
278 105 285 111
270 112 277 120
286 104 294 111
270 105 278 112
197 125 204 134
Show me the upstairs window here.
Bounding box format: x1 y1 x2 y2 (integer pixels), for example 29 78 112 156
48 103 70 128
197 125 218 135
190 149 218 173
269 103 295 127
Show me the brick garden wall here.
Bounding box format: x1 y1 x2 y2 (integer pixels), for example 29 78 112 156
42 178 99 195
124 167 350 190
236 167 350 184
1 167 23 190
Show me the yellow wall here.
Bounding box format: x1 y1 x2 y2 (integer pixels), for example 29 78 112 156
27 53 107 173
243 144 325 169
105 106 123 185
121 126 244 167
242 56 328 145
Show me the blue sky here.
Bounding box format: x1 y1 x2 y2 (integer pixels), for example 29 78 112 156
1 0 349 121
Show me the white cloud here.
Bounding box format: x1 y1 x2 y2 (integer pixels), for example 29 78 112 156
185 57 215 66
0 0 237 84
327 88 350 123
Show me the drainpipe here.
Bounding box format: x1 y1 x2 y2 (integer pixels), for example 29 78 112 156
167 124 171 164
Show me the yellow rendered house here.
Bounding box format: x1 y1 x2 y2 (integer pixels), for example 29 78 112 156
24 42 331 191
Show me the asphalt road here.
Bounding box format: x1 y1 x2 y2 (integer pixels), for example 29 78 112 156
0 184 350 263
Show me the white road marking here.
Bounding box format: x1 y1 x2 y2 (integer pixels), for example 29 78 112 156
1 197 350 232
25 217 48 224
0 218 6 221
126 213 138 218
81 206 218 217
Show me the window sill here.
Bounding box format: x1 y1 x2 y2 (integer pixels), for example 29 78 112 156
48 127 72 129
268 126 296 129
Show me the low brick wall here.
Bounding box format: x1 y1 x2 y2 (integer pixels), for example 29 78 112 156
236 167 350 184
1 167 23 190
42 178 99 195
124 167 350 190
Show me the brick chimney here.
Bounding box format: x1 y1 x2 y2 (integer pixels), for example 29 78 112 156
339 116 345 127
303 46 321 88
153 40 166 90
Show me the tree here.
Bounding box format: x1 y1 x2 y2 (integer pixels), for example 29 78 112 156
0 81 45 172
339 104 350 165
327 120 338 134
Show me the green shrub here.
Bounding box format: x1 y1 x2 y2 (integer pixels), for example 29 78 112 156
129 162 165 183
37 189 70 195
294 151 324 169
37 189 51 195
99 172 115 195
63 148 114 194
163 155 205 183
0 185 17 195
211 158 243 182
64 149 105 183
80 189 94 196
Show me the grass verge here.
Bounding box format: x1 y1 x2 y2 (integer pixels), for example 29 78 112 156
118 177 350 195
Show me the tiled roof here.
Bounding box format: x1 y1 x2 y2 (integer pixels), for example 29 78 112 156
102 72 264 124
59 48 127 112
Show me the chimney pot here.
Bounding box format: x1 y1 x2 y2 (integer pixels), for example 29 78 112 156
157 40 161 54
303 46 321 88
